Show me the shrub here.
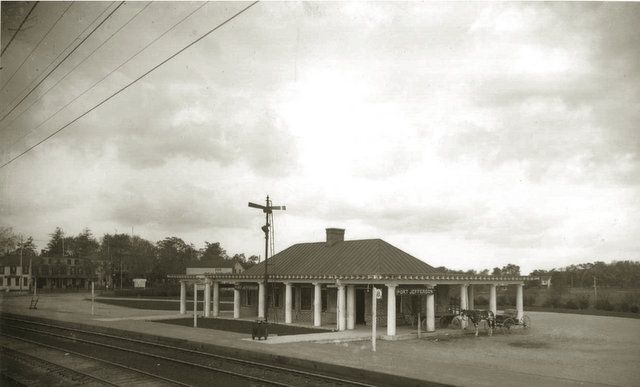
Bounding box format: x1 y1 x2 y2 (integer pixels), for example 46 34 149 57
618 293 640 313
564 299 579 309
577 295 590 310
630 305 639 313
620 300 630 312
524 295 537 307
498 294 516 306
595 298 614 311
544 294 562 308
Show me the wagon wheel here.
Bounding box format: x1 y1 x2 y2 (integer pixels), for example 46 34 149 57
503 318 515 332
451 316 462 329
439 316 452 329
522 315 531 329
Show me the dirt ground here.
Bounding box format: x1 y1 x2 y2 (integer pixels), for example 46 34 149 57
1 293 639 386
279 311 640 386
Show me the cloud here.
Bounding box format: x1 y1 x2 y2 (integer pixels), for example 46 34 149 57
1 2 638 275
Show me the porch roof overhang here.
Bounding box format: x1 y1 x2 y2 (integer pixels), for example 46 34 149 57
167 272 537 284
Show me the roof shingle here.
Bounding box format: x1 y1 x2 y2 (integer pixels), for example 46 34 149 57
242 239 437 277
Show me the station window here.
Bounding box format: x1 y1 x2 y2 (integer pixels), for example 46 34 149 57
301 287 313 310
10 266 16 275
67 259 72 265
243 289 256 306
321 289 328 312
23 266 28 274
271 287 281 308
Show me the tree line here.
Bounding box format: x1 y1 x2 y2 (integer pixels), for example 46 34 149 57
2 226 639 289
531 261 640 289
0 226 258 286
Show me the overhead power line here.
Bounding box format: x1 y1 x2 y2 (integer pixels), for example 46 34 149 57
0 2 124 124
0 2 115 119
0 1 259 170
1 2 74 91
0 2 39 58
6 1 207 150
1 1 151 132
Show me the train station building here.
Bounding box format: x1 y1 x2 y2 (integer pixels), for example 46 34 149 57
169 228 532 337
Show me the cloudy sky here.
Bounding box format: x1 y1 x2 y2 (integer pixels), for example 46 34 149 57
1 1 638 274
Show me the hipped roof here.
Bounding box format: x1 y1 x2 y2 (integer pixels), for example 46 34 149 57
242 239 438 277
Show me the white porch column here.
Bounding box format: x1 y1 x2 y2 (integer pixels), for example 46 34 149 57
284 282 292 324
313 282 322 327
459 284 468 329
460 284 468 309
346 285 355 330
337 284 346 331
233 285 240 319
258 281 265 319
516 283 524 321
468 285 475 310
426 287 435 332
179 281 186 314
386 283 397 336
489 284 497 315
204 281 211 317
212 281 220 317
193 283 198 328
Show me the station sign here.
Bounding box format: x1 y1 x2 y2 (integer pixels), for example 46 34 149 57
396 287 434 296
375 288 383 299
235 284 258 290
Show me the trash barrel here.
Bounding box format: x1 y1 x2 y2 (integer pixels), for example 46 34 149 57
252 320 268 340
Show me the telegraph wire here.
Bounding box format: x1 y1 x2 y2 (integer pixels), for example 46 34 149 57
5 1 207 150
0 2 74 91
0 1 259 169
0 2 39 58
0 2 115 121
1 1 152 132
0 2 125 124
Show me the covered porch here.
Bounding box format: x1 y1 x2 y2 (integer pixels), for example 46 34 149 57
171 273 530 338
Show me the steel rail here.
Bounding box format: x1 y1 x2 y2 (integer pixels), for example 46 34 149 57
2 315 376 387
1 338 126 386
2 322 291 387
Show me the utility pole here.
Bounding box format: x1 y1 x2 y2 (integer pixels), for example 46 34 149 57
19 235 23 291
248 196 286 324
593 276 598 304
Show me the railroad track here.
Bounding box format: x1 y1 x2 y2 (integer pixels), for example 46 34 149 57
0 315 379 387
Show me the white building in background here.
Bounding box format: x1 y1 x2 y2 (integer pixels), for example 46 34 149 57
0 255 32 291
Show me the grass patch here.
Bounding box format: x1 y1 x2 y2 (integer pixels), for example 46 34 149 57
93 298 233 311
524 306 640 319
155 317 330 336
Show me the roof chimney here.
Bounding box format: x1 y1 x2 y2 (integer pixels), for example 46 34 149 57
325 228 345 246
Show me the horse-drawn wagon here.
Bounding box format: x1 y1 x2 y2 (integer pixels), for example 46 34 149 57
438 307 531 336
494 309 531 331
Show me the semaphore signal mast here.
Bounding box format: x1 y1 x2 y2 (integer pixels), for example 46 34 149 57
248 195 286 323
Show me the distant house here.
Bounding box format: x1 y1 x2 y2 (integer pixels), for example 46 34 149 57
540 275 552 289
0 255 32 291
186 259 246 275
32 256 97 290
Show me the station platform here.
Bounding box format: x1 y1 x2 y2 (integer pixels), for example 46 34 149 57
1 292 634 387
